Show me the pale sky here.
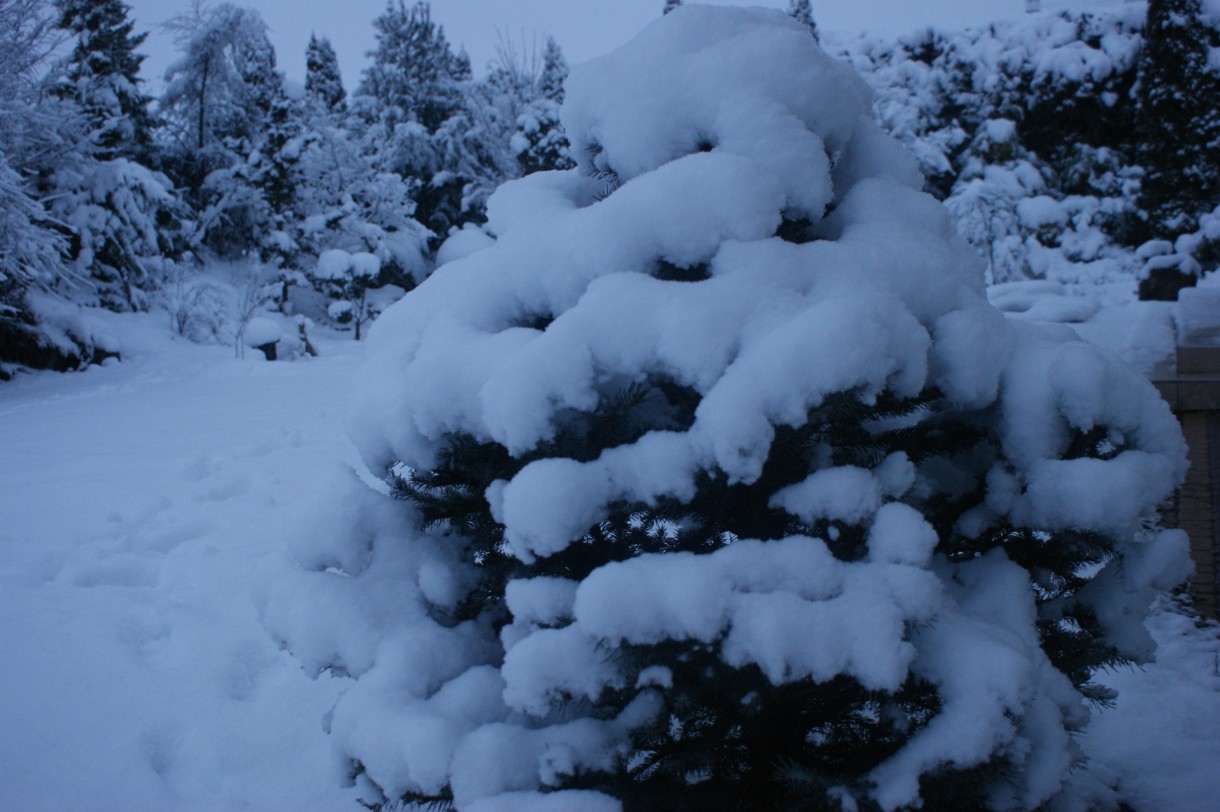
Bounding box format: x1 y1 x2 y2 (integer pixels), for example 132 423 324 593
123 0 1134 92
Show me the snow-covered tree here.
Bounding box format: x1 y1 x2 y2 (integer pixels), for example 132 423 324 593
1135 0 1220 239
293 111 428 274
357 0 490 237
305 33 346 113
293 8 1190 810
514 36 574 175
44 156 183 311
0 0 103 372
52 0 155 161
846 8 1151 289
160 3 281 202
46 0 183 311
359 0 467 133
539 36 568 104
310 248 380 339
787 0 818 41
161 4 290 259
283 68 430 318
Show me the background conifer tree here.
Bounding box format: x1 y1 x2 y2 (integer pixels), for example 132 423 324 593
1135 0 1220 238
305 33 346 114
53 0 154 161
358 0 487 238
46 0 181 311
359 0 465 133
512 36 574 175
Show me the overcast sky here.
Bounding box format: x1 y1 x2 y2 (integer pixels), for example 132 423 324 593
122 0 1134 92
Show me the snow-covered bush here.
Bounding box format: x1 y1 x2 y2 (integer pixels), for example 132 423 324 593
46 157 182 312
310 249 382 339
844 7 1152 290
1135 202 1220 299
165 272 229 344
284 7 1190 810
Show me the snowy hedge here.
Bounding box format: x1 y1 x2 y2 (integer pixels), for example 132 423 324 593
276 7 1191 810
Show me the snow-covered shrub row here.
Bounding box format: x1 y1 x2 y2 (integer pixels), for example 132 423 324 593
277 8 1191 810
1137 203 1220 284
840 3 1217 293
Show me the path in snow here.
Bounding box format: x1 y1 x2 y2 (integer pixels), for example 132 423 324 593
0 311 1217 810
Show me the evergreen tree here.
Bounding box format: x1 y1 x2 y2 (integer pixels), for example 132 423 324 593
323 8 1190 810
305 33 346 113
514 36 574 175
1135 0 1220 238
161 3 285 256
0 0 92 373
539 35 568 104
357 0 494 237
161 4 280 180
52 0 154 161
46 0 182 312
787 0 819 41
359 0 466 133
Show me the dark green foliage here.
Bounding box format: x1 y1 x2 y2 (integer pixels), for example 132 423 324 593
1135 0 1220 238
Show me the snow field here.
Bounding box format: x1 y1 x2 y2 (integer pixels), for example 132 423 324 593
0 313 363 811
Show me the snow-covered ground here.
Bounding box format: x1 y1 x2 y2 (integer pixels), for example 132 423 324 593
0 313 364 811
0 307 1217 811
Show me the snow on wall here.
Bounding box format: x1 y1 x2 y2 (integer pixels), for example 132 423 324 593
290 6 1193 810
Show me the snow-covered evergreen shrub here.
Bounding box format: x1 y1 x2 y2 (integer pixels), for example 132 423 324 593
46 157 182 312
1135 203 1220 298
512 37 574 176
284 7 1190 810
311 249 381 339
